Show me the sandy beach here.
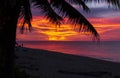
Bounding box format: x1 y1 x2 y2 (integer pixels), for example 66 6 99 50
15 47 120 78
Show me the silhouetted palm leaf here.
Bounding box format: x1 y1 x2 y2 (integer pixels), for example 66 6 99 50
84 0 120 8
19 0 32 32
67 0 89 12
50 0 99 40
32 0 63 25
106 0 120 8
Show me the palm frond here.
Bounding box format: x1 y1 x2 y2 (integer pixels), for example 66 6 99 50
67 0 89 12
20 0 32 33
50 0 100 40
106 0 120 8
84 0 120 8
32 0 63 25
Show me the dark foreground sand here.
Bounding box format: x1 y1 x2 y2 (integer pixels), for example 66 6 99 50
15 47 120 78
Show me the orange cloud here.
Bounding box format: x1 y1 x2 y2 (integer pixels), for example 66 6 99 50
17 16 78 41
88 17 120 41
17 16 120 41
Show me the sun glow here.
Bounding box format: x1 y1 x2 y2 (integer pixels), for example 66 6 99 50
21 16 78 41
40 30 77 41
48 36 65 41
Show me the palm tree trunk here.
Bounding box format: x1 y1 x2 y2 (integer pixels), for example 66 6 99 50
4 24 17 78
0 16 18 78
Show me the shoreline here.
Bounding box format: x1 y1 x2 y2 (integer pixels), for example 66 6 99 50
15 47 120 78
17 41 120 62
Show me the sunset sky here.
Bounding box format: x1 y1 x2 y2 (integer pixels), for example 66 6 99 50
16 2 120 41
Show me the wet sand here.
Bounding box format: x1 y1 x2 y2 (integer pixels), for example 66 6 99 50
15 47 120 78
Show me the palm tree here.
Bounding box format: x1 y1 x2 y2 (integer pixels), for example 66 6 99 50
0 0 120 78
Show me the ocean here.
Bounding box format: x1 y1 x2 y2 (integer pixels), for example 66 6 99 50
18 41 120 62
